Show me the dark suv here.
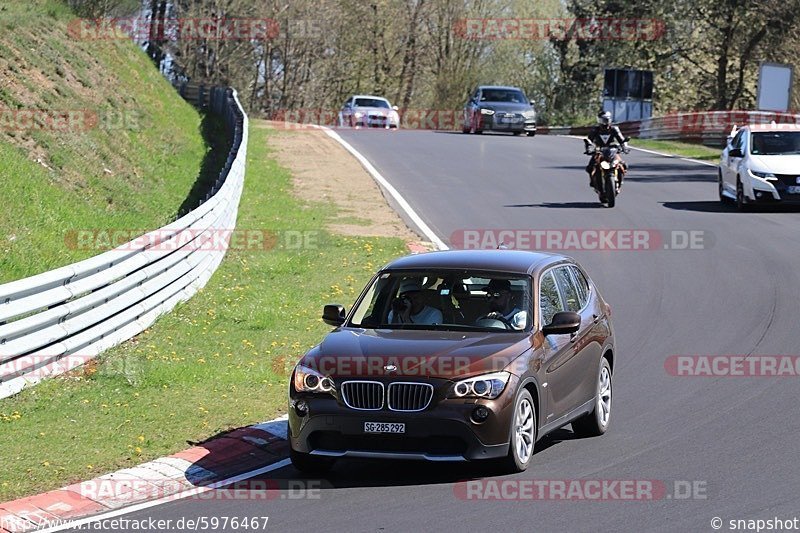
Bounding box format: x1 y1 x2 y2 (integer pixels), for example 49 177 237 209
462 85 537 136
288 250 614 473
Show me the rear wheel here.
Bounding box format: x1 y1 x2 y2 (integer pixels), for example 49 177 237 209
526 131 536 137
572 358 612 437
290 449 335 474
501 389 536 473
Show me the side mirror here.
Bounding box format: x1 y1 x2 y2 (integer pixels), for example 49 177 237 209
542 311 581 336
729 148 743 158
322 304 346 326
529 100 535 106
392 105 399 111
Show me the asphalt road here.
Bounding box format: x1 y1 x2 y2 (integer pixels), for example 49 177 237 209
84 131 800 532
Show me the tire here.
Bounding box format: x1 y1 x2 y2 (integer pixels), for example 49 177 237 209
718 170 731 204
290 448 335 474
526 131 536 137
513 131 522 136
603 171 616 208
736 177 749 211
501 388 536 473
572 358 612 438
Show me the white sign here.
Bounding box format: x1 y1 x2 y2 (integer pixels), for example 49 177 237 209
757 62 793 112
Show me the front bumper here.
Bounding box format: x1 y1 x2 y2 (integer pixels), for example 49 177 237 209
746 175 800 204
289 377 519 461
481 113 535 133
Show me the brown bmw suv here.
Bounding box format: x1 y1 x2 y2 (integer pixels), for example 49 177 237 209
288 250 615 473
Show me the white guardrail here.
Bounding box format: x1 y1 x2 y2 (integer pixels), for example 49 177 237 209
0 86 248 399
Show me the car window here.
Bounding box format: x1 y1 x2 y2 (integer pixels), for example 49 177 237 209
554 267 580 313
480 88 527 103
539 271 564 326
354 98 390 109
570 266 590 309
731 129 744 150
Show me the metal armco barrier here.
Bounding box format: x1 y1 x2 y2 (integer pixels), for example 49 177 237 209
539 110 800 146
0 86 248 399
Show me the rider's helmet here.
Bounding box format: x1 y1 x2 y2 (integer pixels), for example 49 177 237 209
597 110 612 127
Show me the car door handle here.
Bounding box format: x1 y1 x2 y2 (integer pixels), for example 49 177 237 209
592 313 600 323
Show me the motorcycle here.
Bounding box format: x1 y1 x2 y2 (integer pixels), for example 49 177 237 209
584 138 630 208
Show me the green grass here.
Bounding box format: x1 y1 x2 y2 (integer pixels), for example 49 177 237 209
0 123 409 501
0 0 210 283
630 138 721 161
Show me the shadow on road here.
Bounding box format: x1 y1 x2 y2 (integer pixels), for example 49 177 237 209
505 202 603 209
662 201 800 213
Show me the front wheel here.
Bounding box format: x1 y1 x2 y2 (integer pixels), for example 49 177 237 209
526 131 536 137
718 170 731 204
572 358 612 437
501 389 536 473
736 177 749 211
602 171 616 208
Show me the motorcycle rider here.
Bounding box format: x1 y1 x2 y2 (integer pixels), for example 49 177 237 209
585 110 628 191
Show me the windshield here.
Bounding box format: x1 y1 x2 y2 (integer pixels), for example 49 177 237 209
354 98 390 109
349 270 532 331
750 132 800 155
480 89 527 104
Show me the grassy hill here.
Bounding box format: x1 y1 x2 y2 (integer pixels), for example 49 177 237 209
0 0 210 283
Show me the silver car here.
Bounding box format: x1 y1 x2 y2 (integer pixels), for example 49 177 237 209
339 95 400 129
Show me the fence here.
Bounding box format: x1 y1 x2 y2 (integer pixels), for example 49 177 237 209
0 86 247 399
539 110 800 146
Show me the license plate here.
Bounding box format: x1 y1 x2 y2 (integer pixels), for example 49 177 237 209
788 186 800 194
364 422 405 434
500 115 515 123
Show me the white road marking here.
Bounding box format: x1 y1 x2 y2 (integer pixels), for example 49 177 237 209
320 128 449 251
37 459 293 532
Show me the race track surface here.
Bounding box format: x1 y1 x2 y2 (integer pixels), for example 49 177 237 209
83 131 800 532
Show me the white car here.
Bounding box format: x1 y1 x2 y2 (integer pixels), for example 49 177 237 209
338 95 400 129
719 124 800 210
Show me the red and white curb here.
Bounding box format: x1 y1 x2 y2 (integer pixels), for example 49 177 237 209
0 417 290 533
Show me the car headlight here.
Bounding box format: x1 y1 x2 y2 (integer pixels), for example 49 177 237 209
522 110 536 119
293 364 335 394
599 161 612 170
480 108 495 115
449 371 510 400
354 111 364 118
750 170 776 180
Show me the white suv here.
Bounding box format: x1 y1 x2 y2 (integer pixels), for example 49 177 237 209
719 124 800 210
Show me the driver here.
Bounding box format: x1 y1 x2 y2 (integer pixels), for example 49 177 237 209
479 279 522 323
585 110 628 189
388 279 443 325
